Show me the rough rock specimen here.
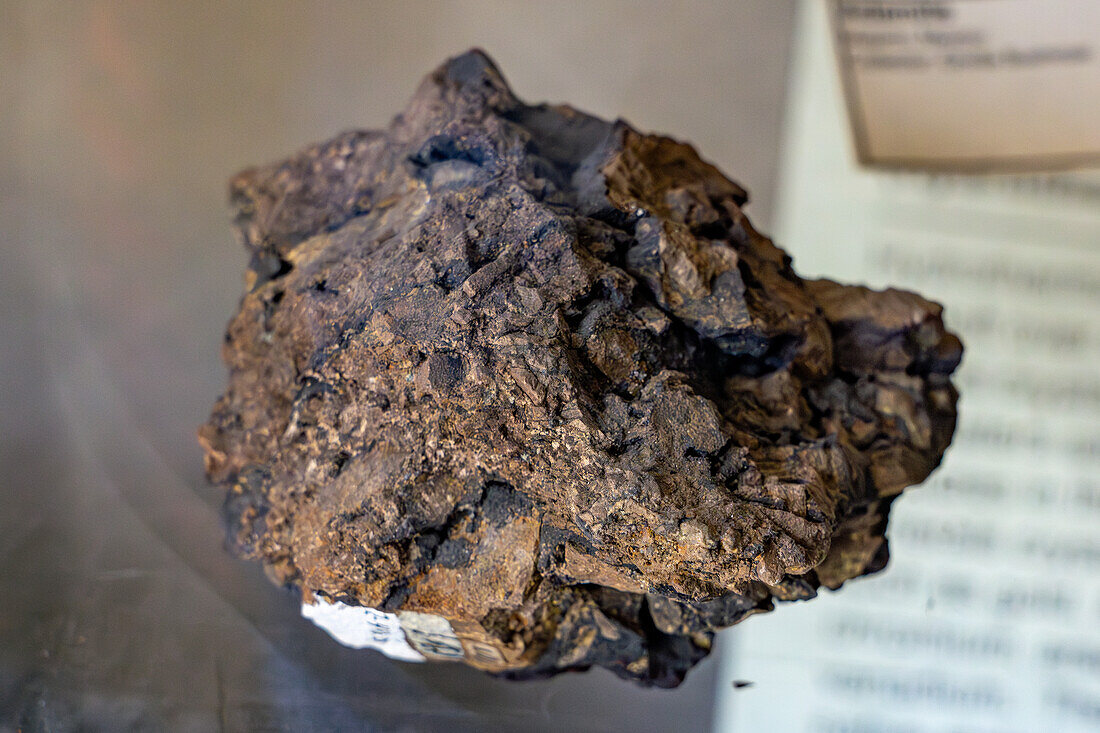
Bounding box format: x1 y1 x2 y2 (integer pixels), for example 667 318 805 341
199 50 962 687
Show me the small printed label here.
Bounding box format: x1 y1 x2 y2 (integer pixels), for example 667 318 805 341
301 600 426 662
397 610 466 661
833 0 1100 170
303 601 523 669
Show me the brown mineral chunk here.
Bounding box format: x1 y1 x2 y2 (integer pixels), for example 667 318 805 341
199 50 961 687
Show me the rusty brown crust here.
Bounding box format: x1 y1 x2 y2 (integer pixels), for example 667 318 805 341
200 50 961 686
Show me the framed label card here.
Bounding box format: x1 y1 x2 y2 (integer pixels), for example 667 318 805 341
833 0 1100 171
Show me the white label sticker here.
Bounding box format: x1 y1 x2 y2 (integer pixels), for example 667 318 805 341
301 599 426 662
397 610 467 660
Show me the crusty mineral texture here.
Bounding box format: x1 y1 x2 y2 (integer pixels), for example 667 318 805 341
199 50 962 687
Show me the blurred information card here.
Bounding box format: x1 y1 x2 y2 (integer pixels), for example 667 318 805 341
718 1 1100 731
834 0 1100 170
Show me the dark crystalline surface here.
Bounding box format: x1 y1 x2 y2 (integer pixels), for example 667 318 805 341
200 50 962 687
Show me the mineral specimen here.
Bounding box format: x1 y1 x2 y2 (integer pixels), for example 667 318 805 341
199 50 962 687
